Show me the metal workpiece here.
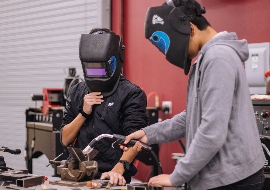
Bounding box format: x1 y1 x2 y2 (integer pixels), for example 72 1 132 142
0 172 29 185
16 175 44 188
86 149 99 161
127 184 183 190
0 169 44 188
127 183 148 190
68 147 86 162
149 185 183 190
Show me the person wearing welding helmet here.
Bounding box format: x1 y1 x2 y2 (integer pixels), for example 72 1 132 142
123 0 265 189
60 28 148 185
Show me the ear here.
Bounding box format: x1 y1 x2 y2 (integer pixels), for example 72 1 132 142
190 23 195 37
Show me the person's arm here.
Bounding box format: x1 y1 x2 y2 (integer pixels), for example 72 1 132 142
121 86 149 136
61 114 87 146
100 141 142 185
61 92 104 146
123 110 186 148
101 85 149 185
143 110 186 144
111 141 142 174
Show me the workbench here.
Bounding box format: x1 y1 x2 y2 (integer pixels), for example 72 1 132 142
0 176 183 190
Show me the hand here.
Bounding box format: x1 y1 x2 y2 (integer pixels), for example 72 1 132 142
121 130 148 151
129 141 143 153
100 171 126 186
83 92 104 114
148 174 174 187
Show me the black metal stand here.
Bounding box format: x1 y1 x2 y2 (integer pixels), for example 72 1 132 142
25 108 68 176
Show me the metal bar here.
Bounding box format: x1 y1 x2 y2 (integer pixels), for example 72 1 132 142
16 175 44 188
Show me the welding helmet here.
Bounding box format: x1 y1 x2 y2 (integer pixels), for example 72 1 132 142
79 30 124 97
144 0 205 75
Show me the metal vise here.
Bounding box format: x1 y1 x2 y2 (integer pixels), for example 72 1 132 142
57 159 98 182
50 147 99 182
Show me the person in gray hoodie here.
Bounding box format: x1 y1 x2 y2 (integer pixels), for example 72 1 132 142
123 0 266 189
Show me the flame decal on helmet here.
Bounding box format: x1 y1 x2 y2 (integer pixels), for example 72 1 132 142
152 15 164 25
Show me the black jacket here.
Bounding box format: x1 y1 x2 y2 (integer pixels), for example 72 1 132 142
61 75 148 182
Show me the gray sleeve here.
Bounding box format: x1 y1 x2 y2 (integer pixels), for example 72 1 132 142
143 110 186 145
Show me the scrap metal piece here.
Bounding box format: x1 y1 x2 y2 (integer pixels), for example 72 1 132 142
67 147 85 162
150 185 183 190
127 183 148 190
0 170 43 188
16 175 44 188
49 179 109 188
86 149 99 161
67 146 99 162
49 180 87 187
127 184 183 190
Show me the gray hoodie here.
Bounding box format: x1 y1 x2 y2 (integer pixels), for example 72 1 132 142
143 32 265 189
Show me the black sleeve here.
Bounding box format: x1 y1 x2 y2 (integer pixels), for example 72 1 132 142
121 86 149 136
61 82 86 129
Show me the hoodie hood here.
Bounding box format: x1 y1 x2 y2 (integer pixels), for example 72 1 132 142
192 31 249 102
201 31 249 62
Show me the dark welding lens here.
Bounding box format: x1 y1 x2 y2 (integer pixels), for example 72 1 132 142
84 62 107 77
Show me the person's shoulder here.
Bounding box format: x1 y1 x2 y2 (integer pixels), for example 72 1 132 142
115 76 147 101
118 75 142 92
69 81 88 96
203 32 247 59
